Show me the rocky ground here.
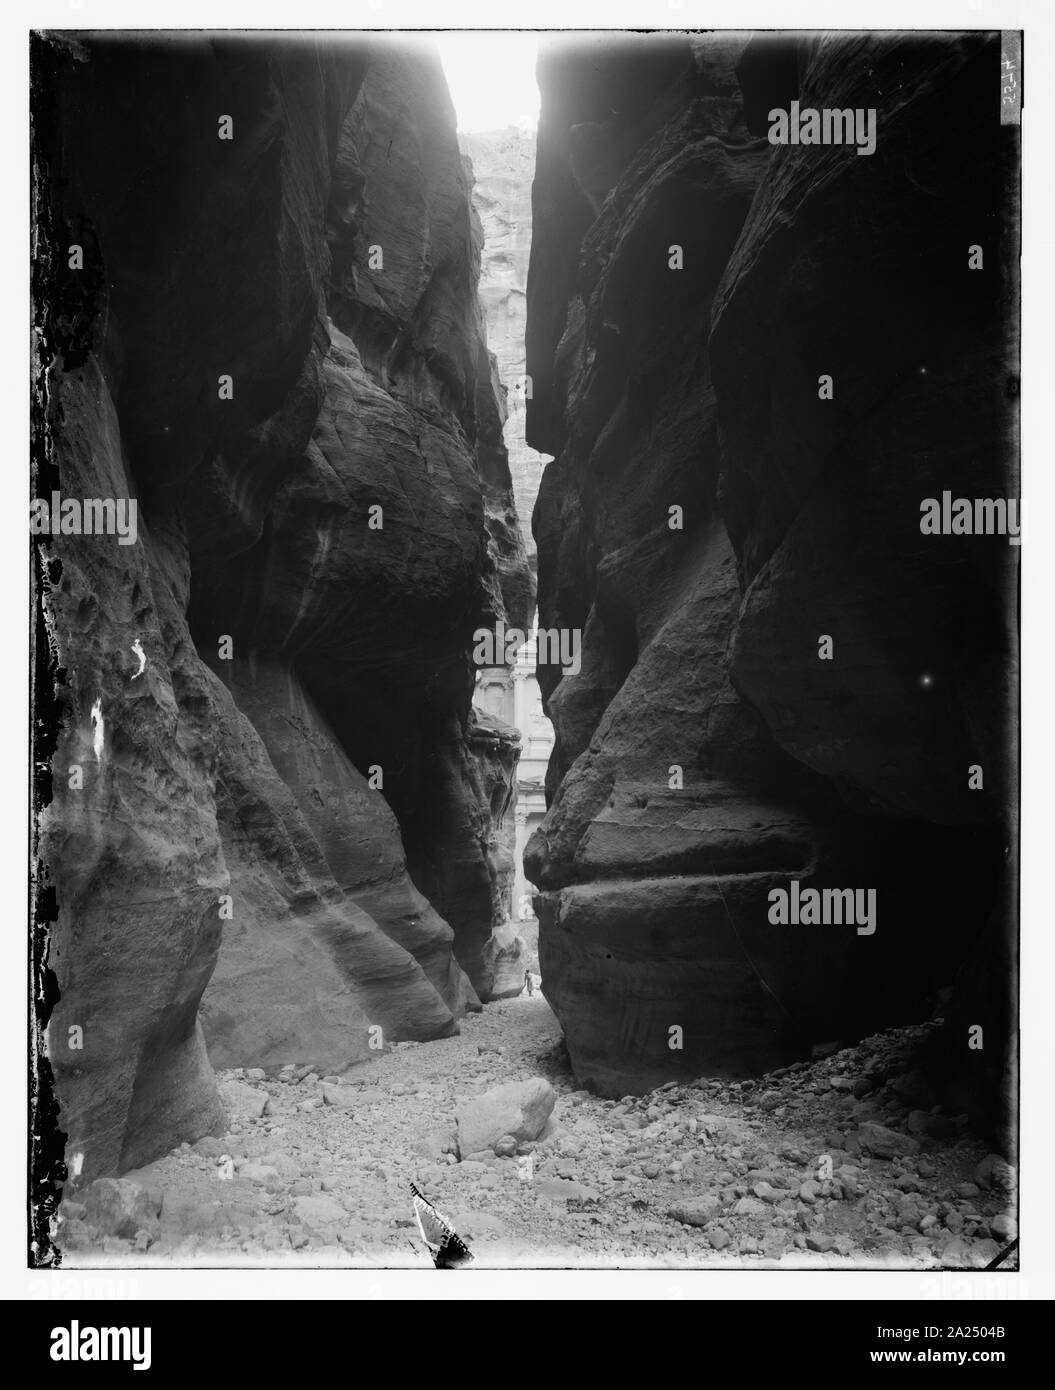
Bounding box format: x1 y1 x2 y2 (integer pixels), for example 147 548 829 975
57 997 1017 1270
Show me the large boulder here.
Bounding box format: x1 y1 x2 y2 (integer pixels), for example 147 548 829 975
456 1078 557 1156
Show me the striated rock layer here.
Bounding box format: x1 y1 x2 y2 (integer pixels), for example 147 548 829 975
32 33 530 1186
461 128 551 581
524 31 1017 1127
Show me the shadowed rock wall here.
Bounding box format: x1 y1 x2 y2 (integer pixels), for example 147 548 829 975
524 31 1017 1130
33 33 530 1181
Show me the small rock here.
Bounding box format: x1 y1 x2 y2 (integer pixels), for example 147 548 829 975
708 1228 731 1250
668 1195 722 1226
81 1179 162 1240
493 1135 518 1158
219 1079 270 1122
974 1154 1015 1194
940 1237 969 1268
990 1214 1017 1242
732 1197 768 1218
238 1162 281 1183
535 1178 598 1204
320 1084 357 1110
806 1233 834 1253
294 1194 347 1231
857 1122 919 1159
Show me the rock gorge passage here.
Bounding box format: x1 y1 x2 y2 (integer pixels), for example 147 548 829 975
31 31 1018 1258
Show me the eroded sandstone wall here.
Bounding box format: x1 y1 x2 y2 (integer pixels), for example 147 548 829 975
32 33 530 1184
461 128 550 583
524 32 1016 1127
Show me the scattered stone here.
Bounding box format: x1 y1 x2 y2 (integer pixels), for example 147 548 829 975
806 1233 834 1253
493 1135 518 1158
668 1196 722 1227
535 1178 598 1205
81 1179 162 1240
940 1237 969 1269
732 1197 768 1218
708 1228 731 1250
856 1122 919 1159
990 1214 1017 1242
219 1079 270 1122
238 1162 281 1184
974 1154 1015 1194
320 1084 357 1110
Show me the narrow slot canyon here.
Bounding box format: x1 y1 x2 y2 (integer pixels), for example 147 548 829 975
31 29 1018 1271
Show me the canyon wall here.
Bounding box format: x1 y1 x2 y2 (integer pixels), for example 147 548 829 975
524 32 1017 1134
461 128 551 583
33 33 530 1184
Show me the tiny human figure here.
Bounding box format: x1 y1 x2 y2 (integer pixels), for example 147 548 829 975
524 970 534 997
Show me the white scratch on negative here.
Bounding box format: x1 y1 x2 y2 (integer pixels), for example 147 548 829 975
130 639 146 680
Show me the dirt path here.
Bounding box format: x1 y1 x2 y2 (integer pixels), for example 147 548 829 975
59 998 1016 1270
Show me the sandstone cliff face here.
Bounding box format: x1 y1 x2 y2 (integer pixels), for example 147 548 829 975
461 128 550 582
524 33 1016 1117
33 34 530 1185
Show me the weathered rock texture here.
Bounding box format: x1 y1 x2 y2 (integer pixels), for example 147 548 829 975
32 33 530 1188
524 32 1017 1130
462 128 551 581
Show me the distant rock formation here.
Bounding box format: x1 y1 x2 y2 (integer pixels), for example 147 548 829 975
524 31 1017 1132
461 128 551 581
32 34 531 1183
